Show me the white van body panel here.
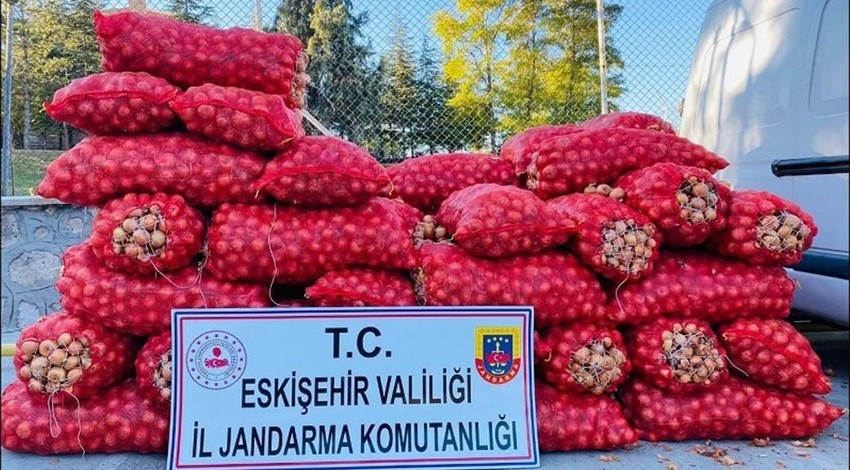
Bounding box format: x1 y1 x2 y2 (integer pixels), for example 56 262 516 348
680 0 849 325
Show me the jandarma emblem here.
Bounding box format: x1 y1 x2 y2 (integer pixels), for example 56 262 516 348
474 327 522 385
187 331 247 390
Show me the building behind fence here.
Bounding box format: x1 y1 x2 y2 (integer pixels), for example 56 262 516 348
1 0 710 195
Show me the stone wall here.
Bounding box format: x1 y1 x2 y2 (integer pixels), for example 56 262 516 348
1 197 94 337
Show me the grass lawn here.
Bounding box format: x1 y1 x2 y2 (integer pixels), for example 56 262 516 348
8 150 61 196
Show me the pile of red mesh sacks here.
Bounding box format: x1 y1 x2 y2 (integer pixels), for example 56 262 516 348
3 10 312 455
404 112 843 452
3 9 845 459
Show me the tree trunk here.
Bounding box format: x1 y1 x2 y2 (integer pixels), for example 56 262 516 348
62 122 70 150
22 85 31 150
21 7 32 150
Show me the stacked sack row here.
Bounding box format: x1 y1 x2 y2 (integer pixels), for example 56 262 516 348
481 114 843 450
2 9 312 455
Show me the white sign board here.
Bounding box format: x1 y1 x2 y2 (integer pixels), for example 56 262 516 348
167 307 539 470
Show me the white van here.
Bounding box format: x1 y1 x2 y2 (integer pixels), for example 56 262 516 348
680 0 849 325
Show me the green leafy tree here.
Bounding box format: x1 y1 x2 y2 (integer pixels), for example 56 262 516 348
434 0 624 143
434 0 506 152
167 0 214 25
541 0 624 124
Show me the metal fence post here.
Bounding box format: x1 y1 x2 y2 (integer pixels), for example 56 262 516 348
596 0 609 115
2 0 16 196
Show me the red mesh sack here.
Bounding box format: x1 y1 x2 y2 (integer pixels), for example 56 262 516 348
415 242 605 327
385 153 517 213
626 317 729 394
718 319 831 395
534 330 551 365
537 324 631 395
36 133 267 208
525 128 729 199
44 72 180 135
135 331 172 407
536 382 638 451
435 184 576 258
58 244 270 336
306 269 417 307
610 249 796 325
257 136 391 207
13 312 136 400
499 124 581 176
616 162 732 246
94 10 308 109
707 190 818 266
620 377 846 441
207 198 418 284
1 379 169 455
388 198 425 233
170 84 304 151
90 193 205 274
548 193 661 282
580 112 677 134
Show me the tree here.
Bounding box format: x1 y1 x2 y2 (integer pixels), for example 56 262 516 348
7 0 101 148
434 1 506 152
167 0 213 25
305 0 371 142
377 18 417 157
413 36 462 153
541 0 624 124
271 0 316 40
434 0 624 144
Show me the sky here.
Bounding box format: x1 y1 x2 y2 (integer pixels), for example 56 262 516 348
102 0 714 127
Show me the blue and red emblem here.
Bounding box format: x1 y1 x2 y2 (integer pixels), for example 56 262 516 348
475 327 522 385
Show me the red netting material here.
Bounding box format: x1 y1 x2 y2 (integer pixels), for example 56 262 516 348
89 193 205 274
134 331 172 408
719 319 832 395
44 72 180 135
626 317 729 394
537 324 631 395
524 128 729 199
580 112 677 134
36 133 268 208
94 10 308 109
58 244 269 336
387 199 425 233
707 190 818 266
620 377 846 441
207 199 419 284
257 136 391 207
609 249 796 325
385 153 517 213
415 242 605 327
13 312 136 400
616 162 732 246
536 382 638 451
499 124 581 176
170 84 305 152
306 269 417 307
548 193 661 282
435 184 576 258
1 380 169 455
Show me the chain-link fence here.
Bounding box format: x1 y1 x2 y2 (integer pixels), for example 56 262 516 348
1 0 710 195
